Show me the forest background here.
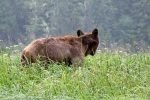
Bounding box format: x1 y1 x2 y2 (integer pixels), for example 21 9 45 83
0 0 150 52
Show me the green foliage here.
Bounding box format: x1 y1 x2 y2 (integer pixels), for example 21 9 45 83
0 0 29 47
0 0 150 48
0 48 150 99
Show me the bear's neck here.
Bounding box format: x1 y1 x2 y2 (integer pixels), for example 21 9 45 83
78 37 88 56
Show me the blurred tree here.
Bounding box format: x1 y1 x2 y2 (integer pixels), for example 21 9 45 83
25 0 54 39
50 0 85 36
132 0 150 43
0 0 30 47
0 0 150 49
88 0 150 46
86 0 118 46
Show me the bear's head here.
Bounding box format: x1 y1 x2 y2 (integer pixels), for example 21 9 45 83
77 28 99 56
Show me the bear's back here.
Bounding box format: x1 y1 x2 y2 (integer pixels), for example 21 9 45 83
44 36 82 61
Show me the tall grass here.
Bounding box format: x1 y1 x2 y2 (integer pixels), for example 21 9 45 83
0 47 150 100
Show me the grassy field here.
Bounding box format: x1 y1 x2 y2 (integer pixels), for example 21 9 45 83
0 48 150 100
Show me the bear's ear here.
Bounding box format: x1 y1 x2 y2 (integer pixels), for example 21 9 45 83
92 28 98 38
77 30 84 37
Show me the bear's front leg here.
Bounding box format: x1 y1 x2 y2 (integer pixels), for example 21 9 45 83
71 56 83 67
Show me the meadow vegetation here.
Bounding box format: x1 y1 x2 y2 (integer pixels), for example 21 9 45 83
0 46 150 100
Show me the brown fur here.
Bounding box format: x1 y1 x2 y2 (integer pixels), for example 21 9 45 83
21 28 99 67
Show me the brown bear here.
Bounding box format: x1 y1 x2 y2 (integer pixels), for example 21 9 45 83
21 28 99 67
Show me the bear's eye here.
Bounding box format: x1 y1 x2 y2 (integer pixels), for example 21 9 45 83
92 41 97 45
